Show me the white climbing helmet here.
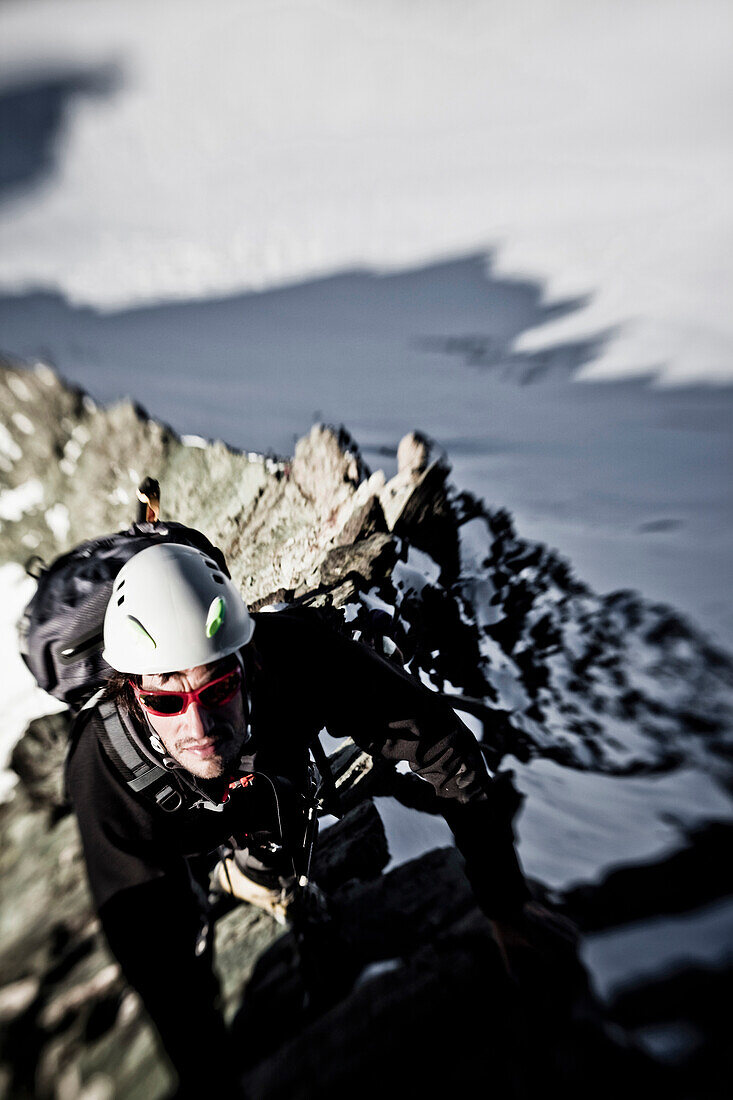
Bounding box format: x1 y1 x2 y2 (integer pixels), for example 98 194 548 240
102 543 255 675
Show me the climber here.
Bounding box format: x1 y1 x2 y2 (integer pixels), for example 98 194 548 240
65 541 544 1096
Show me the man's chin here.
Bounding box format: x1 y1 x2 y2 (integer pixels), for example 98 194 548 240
184 755 226 780
176 737 241 779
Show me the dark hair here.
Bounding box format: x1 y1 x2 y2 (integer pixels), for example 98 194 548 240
103 670 142 720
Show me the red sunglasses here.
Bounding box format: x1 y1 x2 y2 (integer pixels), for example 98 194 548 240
130 664 242 717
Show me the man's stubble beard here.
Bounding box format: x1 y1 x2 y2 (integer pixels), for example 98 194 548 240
170 721 247 780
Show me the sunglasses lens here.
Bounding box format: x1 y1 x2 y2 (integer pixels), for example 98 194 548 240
140 692 185 716
199 668 241 709
135 666 240 716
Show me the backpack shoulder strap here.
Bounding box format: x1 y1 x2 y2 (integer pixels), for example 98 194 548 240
96 698 186 812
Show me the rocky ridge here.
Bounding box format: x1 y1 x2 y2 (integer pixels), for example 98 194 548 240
0 362 731 1098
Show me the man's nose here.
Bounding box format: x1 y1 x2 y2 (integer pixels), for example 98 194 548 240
183 701 215 739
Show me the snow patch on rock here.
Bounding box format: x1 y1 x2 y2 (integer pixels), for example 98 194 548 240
0 564 66 799
0 480 44 523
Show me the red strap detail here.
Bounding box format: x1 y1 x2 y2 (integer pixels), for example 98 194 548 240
228 774 256 791
220 773 255 803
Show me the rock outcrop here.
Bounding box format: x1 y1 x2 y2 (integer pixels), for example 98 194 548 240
1 361 731 1098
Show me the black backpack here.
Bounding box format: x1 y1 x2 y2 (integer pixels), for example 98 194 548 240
19 520 229 711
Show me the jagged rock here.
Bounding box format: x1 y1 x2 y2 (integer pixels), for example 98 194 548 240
391 460 458 574
377 434 459 575
332 846 475 950
312 801 389 891
396 430 432 476
235 848 663 1100
326 742 395 813
607 962 730 1075
289 424 369 522
10 711 73 808
333 493 388 547
316 531 396 591
560 821 733 933
378 430 442 528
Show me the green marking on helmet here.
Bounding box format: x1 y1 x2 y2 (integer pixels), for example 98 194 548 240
126 615 157 649
206 596 226 638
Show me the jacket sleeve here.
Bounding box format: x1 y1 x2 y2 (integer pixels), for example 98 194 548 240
301 610 494 806
300 611 531 915
66 719 233 1092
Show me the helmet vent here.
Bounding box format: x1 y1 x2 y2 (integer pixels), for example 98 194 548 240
117 595 125 606
206 597 226 637
126 615 157 649
115 578 125 591
212 574 225 584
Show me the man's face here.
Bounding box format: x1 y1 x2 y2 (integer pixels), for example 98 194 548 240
139 659 247 780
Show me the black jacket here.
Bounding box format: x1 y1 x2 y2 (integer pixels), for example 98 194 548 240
66 607 528 1088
